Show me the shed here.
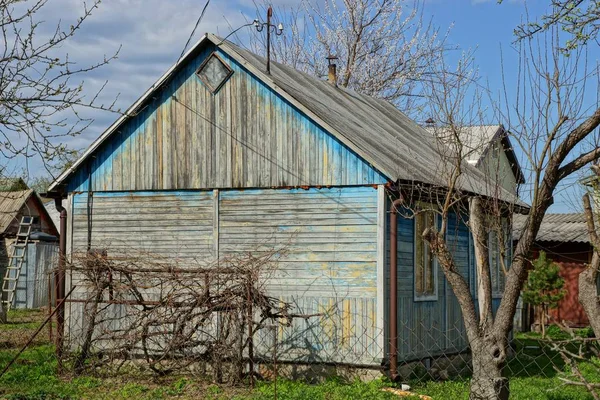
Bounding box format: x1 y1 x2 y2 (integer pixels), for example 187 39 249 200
513 213 593 328
48 34 524 370
0 189 59 310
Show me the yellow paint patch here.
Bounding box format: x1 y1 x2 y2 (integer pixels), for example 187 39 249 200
342 299 352 347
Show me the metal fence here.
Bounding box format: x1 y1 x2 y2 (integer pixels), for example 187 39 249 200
0 252 598 399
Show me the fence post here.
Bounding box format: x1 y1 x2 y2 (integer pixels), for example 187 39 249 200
54 200 67 373
47 271 53 343
272 324 278 399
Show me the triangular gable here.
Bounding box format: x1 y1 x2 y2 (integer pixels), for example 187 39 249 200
55 36 388 193
474 126 525 185
49 34 526 209
0 190 58 236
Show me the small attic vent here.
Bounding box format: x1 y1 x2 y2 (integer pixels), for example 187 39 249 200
196 53 233 93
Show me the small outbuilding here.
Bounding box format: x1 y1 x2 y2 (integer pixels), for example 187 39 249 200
0 184 59 310
513 213 593 328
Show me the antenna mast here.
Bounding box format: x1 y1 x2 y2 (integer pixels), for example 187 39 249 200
252 5 283 74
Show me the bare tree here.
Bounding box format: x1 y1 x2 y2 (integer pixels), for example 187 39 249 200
250 0 454 116
65 245 316 384
0 0 119 175
401 26 600 399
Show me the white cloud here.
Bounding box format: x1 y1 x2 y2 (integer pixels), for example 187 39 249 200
13 0 258 179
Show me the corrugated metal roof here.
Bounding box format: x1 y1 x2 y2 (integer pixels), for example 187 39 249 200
49 34 527 208
461 125 502 164
513 213 595 243
0 190 34 233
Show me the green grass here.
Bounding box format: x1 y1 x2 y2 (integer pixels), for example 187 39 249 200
0 309 47 331
248 378 404 400
0 312 598 399
0 346 597 400
410 375 597 400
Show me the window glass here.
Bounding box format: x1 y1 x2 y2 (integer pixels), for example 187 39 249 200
415 206 437 300
196 54 232 93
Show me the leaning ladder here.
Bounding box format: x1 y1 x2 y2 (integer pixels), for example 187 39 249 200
1 216 34 311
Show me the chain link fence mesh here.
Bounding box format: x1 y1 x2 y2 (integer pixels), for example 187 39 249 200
0 256 598 399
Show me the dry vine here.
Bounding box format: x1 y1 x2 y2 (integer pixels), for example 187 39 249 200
65 246 310 384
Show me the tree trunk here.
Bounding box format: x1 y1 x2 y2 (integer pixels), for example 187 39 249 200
470 336 509 400
541 306 547 338
423 218 509 400
579 257 600 336
580 194 600 336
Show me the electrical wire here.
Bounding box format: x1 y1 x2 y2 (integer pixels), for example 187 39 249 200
216 23 255 45
176 0 211 66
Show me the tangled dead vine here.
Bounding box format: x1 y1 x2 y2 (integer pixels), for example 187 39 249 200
66 246 311 383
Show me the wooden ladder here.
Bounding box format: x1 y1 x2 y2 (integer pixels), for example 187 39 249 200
1 216 34 311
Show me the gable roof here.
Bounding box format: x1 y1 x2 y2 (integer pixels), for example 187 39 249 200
0 189 55 234
48 34 526 208
513 213 594 243
427 125 525 184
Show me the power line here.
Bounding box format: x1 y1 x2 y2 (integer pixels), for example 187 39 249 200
176 0 211 66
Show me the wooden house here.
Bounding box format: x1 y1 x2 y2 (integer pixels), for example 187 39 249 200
47 34 524 370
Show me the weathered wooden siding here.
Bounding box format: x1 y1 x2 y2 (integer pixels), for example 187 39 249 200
71 191 215 260
219 188 378 296
13 242 58 309
445 213 470 353
67 186 382 365
386 203 472 361
67 43 387 193
220 187 381 364
480 138 518 196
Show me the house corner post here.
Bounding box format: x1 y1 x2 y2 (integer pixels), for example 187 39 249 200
389 196 404 381
54 198 67 373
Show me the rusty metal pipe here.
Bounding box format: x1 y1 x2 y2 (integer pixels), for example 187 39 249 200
54 198 67 372
389 196 404 381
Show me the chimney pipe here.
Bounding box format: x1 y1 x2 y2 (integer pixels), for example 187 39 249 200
328 63 337 86
326 55 338 87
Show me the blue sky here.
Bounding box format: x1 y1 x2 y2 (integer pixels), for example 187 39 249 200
19 0 597 211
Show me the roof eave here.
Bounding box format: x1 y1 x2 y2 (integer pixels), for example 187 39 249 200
47 34 212 193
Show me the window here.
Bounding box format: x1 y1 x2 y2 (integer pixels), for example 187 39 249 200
196 53 233 93
414 205 438 301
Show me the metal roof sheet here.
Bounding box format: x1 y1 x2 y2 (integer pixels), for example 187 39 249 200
426 125 501 164
425 124 525 184
48 34 527 208
513 213 595 243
